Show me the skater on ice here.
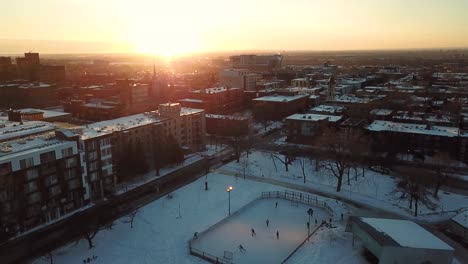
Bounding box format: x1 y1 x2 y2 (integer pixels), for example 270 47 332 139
251 228 256 236
239 244 246 252
276 230 279 239
275 202 278 208
266 219 269 227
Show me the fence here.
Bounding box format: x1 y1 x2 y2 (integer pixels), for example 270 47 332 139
189 190 337 264
189 246 232 264
261 190 335 216
281 222 324 264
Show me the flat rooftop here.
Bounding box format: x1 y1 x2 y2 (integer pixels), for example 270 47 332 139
77 112 163 140
0 131 71 162
18 108 71 119
286 113 343 122
0 120 56 142
367 120 459 137
191 87 240 94
353 217 453 250
310 104 345 114
252 94 308 103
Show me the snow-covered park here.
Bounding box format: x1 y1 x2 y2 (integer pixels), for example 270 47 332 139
191 198 330 264
33 173 361 264
220 151 468 220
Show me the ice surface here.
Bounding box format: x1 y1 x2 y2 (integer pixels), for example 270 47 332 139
191 198 330 264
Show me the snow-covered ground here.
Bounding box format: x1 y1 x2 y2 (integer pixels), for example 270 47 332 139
285 225 366 264
33 174 354 264
220 151 468 220
252 121 283 136
191 198 330 264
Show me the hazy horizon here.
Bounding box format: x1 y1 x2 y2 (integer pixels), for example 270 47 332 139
2 0 468 56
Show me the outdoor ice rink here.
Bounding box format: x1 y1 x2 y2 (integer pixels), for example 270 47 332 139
191 198 331 264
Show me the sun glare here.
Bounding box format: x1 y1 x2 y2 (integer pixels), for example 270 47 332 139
123 0 205 57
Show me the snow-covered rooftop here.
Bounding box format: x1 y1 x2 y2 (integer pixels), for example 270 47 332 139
286 113 343 123
77 112 163 140
333 95 372 104
178 98 204 103
206 114 247 121
367 120 459 137
252 94 308 103
357 217 453 250
310 104 345 114
0 121 56 141
452 211 468 229
18 108 71 119
191 87 240 94
0 132 71 161
370 109 393 116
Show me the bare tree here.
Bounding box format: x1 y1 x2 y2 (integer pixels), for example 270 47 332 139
299 157 307 183
315 128 367 192
122 208 140 229
395 167 436 216
80 215 113 249
42 250 54 264
431 152 453 198
270 152 294 172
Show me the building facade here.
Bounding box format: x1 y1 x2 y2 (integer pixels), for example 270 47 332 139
0 121 83 235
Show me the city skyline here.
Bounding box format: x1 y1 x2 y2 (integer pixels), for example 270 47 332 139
1 0 468 55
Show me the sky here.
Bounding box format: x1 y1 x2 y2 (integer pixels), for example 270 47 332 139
1 0 468 55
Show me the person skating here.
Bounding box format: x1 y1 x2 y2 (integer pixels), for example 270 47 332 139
266 219 269 227
251 228 256 236
239 244 246 252
275 202 278 208
276 230 279 239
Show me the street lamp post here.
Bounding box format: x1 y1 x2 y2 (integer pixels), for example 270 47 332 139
227 186 233 216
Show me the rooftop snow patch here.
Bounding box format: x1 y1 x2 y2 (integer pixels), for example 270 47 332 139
452 211 468 229
359 217 453 250
286 113 343 122
367 120 459 137
252 94 308 103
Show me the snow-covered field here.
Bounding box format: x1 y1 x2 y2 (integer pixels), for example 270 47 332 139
191 198 330 264
221 151 468 219
33 173 358 264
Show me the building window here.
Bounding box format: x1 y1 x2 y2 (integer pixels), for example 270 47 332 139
61 147 74 158
27 192 42 204
64 168 77 180
49 185 62 197
88 161 99 171
44 174 58 186
25 168 39 181
19 157 34 170
101 158 112 167
65 157 77 169
0 162 12 176
24 181 38 194
40 151 56 163
100 138 111 146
